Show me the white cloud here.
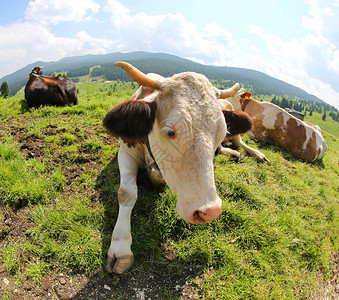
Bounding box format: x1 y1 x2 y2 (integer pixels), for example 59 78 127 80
104 1 236 65
25 0 100 25
248 0 339 108
302 0 339 71
250 25 308 66
330 47 339 72
1 0 338 109
0 22 114 77
105 0 131 28
202 22 233 45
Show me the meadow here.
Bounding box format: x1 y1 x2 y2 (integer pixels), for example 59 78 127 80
0 80 338 299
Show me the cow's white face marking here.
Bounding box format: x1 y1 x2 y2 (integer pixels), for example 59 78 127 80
148 72 226 222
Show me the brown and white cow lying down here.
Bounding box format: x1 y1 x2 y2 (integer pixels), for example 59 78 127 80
227 89 328 162
103 62 262 274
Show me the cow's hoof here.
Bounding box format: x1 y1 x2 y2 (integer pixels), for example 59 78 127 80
106 255 134 274
258 154 270 162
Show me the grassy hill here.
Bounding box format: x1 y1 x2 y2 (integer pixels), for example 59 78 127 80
304 112 339 139
0 51 328 107
0 80 338 299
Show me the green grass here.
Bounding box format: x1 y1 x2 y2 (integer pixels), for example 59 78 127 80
0 139 65 207
149 135 338 299
1 241 20 275
26 197 104 274
25 258 49 284
304 111 339 138
0 80 338 299
1 290 13 300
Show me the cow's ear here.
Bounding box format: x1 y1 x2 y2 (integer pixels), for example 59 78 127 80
103 99 157 146
222 110 252 137
242 92 252 99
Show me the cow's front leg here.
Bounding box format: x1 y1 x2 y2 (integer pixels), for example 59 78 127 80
106 148 139 274
106 199 135 274
219 145 242 159
231 135 269 162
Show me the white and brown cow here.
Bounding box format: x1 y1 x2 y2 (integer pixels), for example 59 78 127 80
227 89 328 162
103 62 254 274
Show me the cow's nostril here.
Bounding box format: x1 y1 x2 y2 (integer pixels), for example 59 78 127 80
193 210 206 224
192 206 222 224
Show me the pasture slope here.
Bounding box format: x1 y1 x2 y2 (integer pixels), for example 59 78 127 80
0 80 338 300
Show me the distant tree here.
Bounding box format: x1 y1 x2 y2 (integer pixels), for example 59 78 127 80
330 111 339 123
57 73 68 79
281 97 288 108
271 95 277 104
0 82 9 98
309 110 313 116
322 112 326 121
67 66 90 78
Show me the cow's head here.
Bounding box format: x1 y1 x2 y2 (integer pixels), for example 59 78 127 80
25 66 44 79
226 88 252 111
104 62 240 224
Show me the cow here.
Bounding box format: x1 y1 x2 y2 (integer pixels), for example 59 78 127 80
218 95 269 161
226 88 328 162
24 66 78 108
103 62 255 274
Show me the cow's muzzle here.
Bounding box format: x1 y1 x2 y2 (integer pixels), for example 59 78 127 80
191 206 222 224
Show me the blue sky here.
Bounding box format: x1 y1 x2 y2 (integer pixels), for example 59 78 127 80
0 0 338 108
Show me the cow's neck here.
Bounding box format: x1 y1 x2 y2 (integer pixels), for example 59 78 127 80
145 137 158 167
145 136 165 185
240 98 251 111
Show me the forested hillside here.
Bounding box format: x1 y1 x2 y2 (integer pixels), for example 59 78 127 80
1 52 338 122
0 51 327 103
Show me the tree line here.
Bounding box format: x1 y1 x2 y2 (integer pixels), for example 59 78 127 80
2 59 338 124
271 95 339 123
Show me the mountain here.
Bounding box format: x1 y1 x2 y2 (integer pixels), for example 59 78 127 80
0 51 325 105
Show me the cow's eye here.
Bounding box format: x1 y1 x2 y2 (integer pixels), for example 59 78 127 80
165 127 176 139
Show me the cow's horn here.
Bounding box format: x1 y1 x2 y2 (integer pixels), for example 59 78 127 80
114 61 162 90
219 83 240 99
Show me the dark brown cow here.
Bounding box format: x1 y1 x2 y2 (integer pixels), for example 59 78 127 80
25 66 78 108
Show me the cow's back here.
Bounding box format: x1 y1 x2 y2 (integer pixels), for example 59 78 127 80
244 101 327 162
25 77 62 107
25 75 78 107
56 76 78 105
